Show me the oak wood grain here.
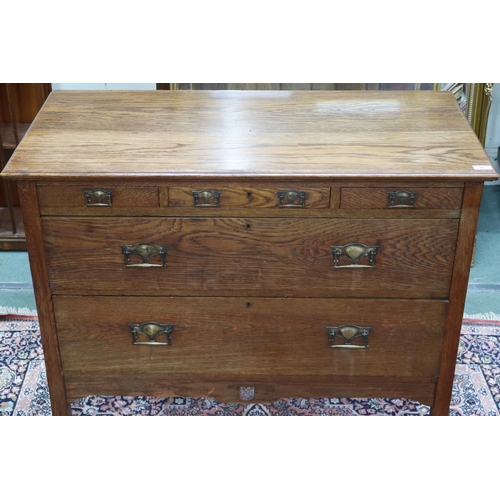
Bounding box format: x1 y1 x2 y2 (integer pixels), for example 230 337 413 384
159 186 169 207
54 296 447 379
43 217 459 298
433 182 484 415
38 206 462 219
37 185 159 208
167 185 330 208
341 187 463 209
64 373 437 405
17 181 68 416
5 92 494 415
2 91 497 182
330 187 341 209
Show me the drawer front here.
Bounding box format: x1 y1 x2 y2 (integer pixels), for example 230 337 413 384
37 185 159 208
64 373 438 404
340 187 463 210
54 296 447 381
167 186 330 209
43 217 459 298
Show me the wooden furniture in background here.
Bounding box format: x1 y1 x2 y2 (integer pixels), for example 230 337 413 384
2 90 497 416
0 83 51 249
158 83 437 91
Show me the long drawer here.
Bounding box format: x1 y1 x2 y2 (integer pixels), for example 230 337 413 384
167 185 330 208
43 217 459 298
54 296 447 384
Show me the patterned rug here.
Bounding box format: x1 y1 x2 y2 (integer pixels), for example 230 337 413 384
1 317 499 416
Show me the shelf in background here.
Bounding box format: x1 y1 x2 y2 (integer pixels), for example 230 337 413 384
0 207 25 249
0 123 30 149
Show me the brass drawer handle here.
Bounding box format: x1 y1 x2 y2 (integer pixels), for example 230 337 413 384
193 190 220 207
330 243 379 268
129 322 173 345
277 190 306 208
84 189 112 206
388 190 417 208
121 243 167 267
327 324 371 348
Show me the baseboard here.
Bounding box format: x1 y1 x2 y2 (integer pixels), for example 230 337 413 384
463 312 500 320
0 306 38 316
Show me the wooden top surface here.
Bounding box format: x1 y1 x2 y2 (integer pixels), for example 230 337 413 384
2 90 498 181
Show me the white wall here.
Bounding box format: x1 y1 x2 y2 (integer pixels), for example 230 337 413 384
51 83 156 91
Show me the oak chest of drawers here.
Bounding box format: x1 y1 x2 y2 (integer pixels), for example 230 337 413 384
3 90 498 415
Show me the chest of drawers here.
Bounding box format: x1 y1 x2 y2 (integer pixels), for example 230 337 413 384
2 90 497 415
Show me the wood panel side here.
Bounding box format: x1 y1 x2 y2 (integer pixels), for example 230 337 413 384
433 182 484 415
17 181 68 416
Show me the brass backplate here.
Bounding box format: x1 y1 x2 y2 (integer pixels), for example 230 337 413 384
193 190 221 207
388 190 417 208
129 322 173 345
84 189 112 207
330 243 379 268
326 324 372 348
277 190 306 208
121 243 167 267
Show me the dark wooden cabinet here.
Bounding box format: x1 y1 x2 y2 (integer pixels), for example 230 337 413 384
0 83 51 249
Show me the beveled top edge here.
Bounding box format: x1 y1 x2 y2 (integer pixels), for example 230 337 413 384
2 90 498 182
6 172 497 182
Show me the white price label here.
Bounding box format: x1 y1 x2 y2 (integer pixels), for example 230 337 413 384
472 164 493 170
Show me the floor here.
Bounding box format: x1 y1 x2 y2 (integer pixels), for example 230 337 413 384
0 250 35 315
466 174 500 316
463 152 500 316
0 169 499 317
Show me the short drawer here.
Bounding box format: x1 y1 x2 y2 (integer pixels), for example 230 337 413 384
43 217 459 298
37 185 159 208
340 187 463 210
167 186 330 208
54 296 447 383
